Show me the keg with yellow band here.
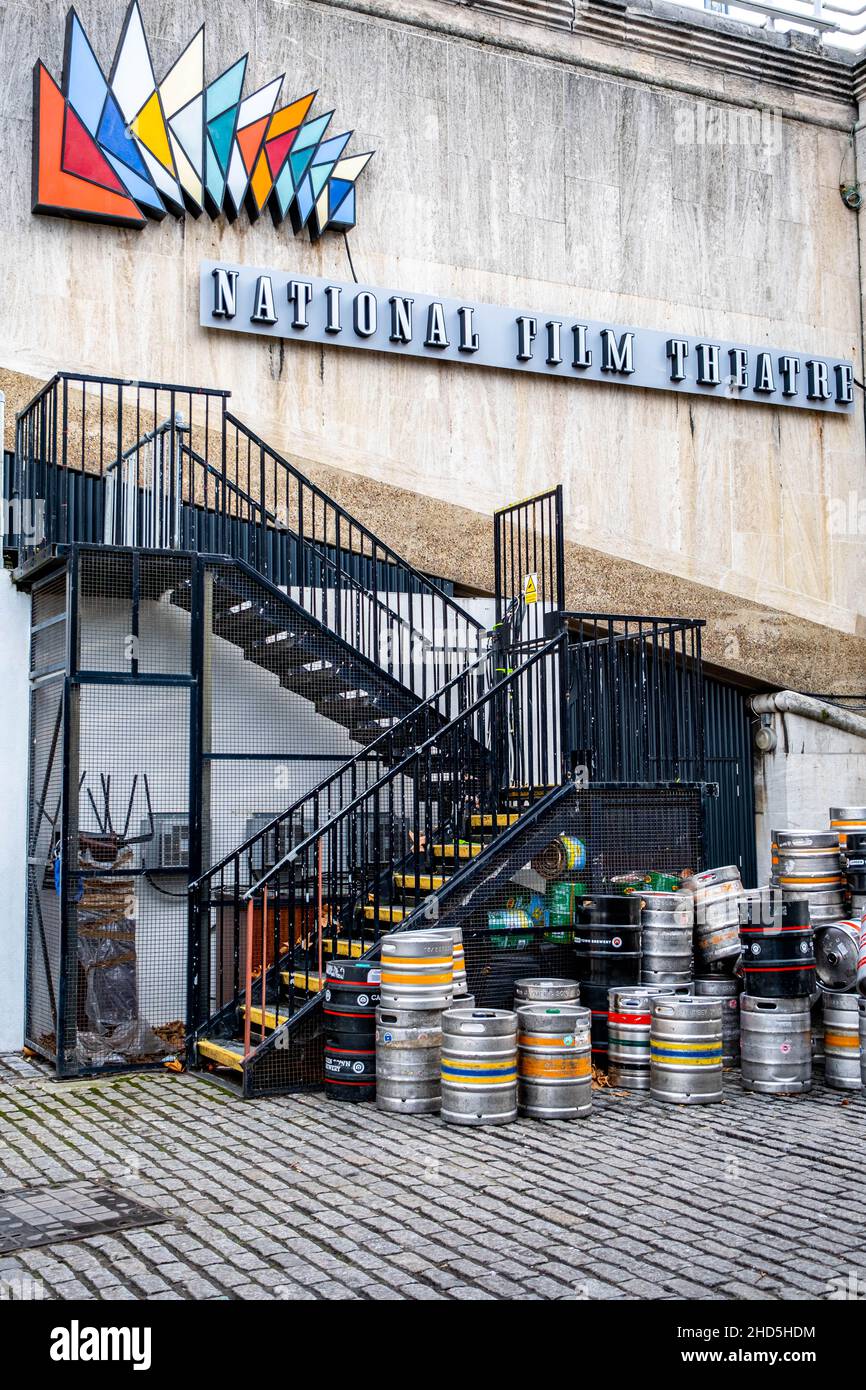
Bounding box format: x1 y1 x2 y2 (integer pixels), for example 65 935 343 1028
440 1055 517 1086
650 1038 724 1066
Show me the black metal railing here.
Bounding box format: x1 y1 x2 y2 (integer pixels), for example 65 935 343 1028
494 485 565 652
564 612 705 783
190 632 565 1057
13 373 484 698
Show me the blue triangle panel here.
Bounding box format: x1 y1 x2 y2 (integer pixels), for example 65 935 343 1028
104 152 165 214
97 91 150 179
329 186 355 229
65 16 107 135
296 176 315 225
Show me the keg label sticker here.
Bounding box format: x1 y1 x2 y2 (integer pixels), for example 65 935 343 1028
780 1042 791 1054
564 1034 575 1046
800 941 810 953
612 936 622 948
383 1032 393 1043
352 1061 365 1073
357 994 369 1006
728 999 738 1008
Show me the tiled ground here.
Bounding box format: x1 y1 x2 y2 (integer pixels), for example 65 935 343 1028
0 1050 864 1301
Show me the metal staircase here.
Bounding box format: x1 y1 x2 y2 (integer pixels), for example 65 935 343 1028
10 371 707 1089
189 631 567 1094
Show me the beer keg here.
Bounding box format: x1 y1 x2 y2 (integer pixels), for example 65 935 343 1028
649 996 724 1104
516 1004 591 1119
740 996 811 1095
441 1008 518 1126
823 992 861 1092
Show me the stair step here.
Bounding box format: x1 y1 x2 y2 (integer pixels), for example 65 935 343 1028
431 842 484 860
470 813 520 829
197 1038 245 1071
394 873 446 891
281 971 325 992
321 936 376 958
363 903 406 923
241 1004 289 1031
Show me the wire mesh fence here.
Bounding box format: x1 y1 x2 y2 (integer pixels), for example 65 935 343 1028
242 781 704 1096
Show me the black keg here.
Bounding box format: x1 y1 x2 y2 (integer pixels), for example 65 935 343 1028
578 980 611 1070
323 960 380 1038
739 895 815 999
572 895 641 988
323 960 379 1102
844 831 866 895
739 891 810 931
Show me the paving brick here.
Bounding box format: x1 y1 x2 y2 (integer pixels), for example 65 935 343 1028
0 1062 863 1302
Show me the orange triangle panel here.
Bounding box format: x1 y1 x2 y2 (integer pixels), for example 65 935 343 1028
32 63 145 227
236 116 269 174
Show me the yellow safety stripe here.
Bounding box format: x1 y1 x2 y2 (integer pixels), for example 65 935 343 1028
381 971 453 985
381 954 452 967
651 1038 721 1050
824 1032 859 1048
197 1039 244 1070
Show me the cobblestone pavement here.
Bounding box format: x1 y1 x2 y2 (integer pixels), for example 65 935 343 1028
1 1051 864 1301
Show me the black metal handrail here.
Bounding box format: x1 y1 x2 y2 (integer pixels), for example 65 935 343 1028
223 413 483 698
13 373 484 700
187 642 493 893
563 611 705 783
191 632 566 1048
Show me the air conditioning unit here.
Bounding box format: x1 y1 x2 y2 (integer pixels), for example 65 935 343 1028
142 814 189 871
244 814 301 876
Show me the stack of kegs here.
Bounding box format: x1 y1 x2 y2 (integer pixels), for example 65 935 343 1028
572 894 641 1070
374 929 456 1115
738 891 816 999
324 960 381 1103
681 865 743 972
771 828 846 926
734 889 816 1095
639 890 694 987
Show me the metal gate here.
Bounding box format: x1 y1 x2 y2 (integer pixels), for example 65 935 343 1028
493 486 565 653
703 676 757 886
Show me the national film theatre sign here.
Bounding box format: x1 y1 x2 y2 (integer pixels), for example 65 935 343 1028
202 262 855 414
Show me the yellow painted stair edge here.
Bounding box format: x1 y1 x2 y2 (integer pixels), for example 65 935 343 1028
197 1038 244 1071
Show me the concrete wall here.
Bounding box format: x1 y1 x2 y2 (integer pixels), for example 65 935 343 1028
0 572 30 1051
1 0 864 691
752 691 866 884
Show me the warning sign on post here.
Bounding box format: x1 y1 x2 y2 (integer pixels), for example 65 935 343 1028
523 573 538 604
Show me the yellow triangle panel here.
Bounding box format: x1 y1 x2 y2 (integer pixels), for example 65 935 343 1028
131 90 174 172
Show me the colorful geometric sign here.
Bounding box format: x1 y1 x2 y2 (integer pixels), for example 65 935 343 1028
33 2 373 239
